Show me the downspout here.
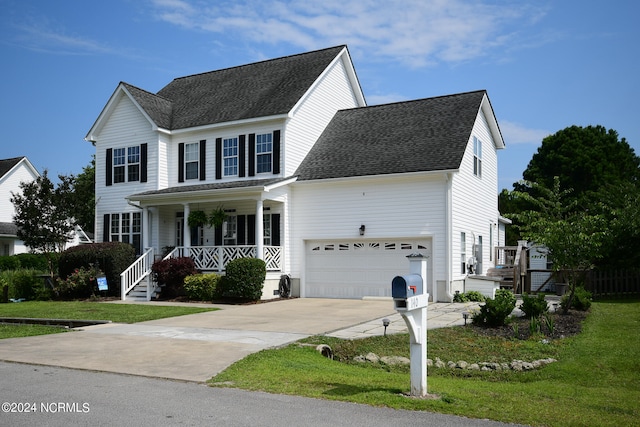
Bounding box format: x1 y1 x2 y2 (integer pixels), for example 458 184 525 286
445 173 454 302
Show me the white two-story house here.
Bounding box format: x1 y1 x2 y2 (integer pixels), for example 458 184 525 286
86 45 506 301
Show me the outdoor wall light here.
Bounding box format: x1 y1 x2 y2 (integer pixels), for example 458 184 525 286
382 318 390 336
359 224 366 235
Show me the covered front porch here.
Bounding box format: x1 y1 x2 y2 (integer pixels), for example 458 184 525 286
121 178 293 300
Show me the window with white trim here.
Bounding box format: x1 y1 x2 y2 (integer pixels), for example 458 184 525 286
113 148 126 183
185 142 199 180
223 138 238 176
263 214 271 245
256 133 272 173
113 146 141 183
127 146 140 182
223 215 237 245
109 212 142 254
473 136 482 177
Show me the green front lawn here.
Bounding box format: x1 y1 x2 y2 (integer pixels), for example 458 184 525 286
0 301 217 339
210 300 640 427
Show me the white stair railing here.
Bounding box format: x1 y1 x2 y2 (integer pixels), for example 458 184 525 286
120 248 155 301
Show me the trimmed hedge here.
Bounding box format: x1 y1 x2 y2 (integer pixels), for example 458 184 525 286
184 273 221 301
0 253 50 272
221 258 266 301
58 242 136 296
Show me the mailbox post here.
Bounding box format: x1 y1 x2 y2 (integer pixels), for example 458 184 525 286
392 253 429 397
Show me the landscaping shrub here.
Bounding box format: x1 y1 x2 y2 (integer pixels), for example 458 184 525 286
58 242 136 296
14 253 50 271
0 269 47 301
472 289 516 327
560 286 592 312
152 257 197 298
221 258 266 301
54 265 104 300
519 293 549 318
0 256 20 271
183 273 221 301
453 290 486 302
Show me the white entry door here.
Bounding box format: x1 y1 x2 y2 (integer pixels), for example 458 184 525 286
304 239 431 298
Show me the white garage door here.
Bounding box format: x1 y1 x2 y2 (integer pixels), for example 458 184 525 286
305 239 431 298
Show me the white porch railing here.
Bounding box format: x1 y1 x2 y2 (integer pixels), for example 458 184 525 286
166 245 282 272
120 247 155 301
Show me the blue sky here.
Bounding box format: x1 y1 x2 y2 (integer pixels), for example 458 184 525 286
1 0 638 191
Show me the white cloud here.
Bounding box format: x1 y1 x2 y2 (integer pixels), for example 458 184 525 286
148 0 547 67
500 120 551 145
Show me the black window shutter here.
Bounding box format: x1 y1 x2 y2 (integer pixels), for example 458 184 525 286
215 138 222 180
199 140 206 181
248 133 256 177
272 214 281 246
247 214 256 245
103 214 110 242
140 143 148 183
238 135 246 178
106 148 112 186
214 224 222 246
273 130 281 174
178 143 185 183
237 215 246 245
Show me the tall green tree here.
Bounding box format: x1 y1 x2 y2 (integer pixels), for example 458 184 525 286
510 178 607 313
69 157 95 234
11 170 76 276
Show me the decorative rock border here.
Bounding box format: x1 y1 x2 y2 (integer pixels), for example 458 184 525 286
353 353 557 371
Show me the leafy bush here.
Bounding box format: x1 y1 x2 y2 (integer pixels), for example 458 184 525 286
560 286 592 312
453 290 486 302
14 253 50 271
472 289 516 327
183 273 221 301
0 256 21 271
0 269 47 301
152 257 197 298
221 258 266 301
58 242 136 296
519 293 549 318
54 265 104 300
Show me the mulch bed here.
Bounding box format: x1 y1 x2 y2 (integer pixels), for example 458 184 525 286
470 309 588 340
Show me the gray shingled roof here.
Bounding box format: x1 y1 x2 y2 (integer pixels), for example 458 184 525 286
123 46 346 131
130 177 293 198
295 90 488 181
0 222 18 236
0 157 24 179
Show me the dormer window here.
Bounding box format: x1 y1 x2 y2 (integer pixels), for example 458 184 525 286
256 133 273 174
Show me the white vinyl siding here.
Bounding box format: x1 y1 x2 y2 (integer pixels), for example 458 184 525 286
0 160 39 223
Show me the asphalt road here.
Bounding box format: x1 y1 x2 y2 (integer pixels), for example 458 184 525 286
0 362 525 427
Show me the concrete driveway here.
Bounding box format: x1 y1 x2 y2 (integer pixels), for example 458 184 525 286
0 298 396 382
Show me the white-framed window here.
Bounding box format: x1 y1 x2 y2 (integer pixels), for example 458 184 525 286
185 142 199 180
263 214 271 245
461 232 466 274
473 136 482 177
127 146 140 182
113 146 141 183
109 212 142 254
223 137 238 176
223 215 237 245
256 133 272 174
113 148 126 183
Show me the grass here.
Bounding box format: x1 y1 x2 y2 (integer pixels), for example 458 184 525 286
0 301 218 339
0 324 68 339
209 300 640 426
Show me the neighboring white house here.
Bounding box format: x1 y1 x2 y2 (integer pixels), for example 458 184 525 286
0 157 39 256
85 45 506 301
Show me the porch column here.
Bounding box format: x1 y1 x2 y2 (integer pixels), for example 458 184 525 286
183 203 191 251
142 206 149 250
255 199 264 260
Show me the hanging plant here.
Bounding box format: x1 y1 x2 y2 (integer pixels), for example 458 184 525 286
188 210 208 228
209 207 227 228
